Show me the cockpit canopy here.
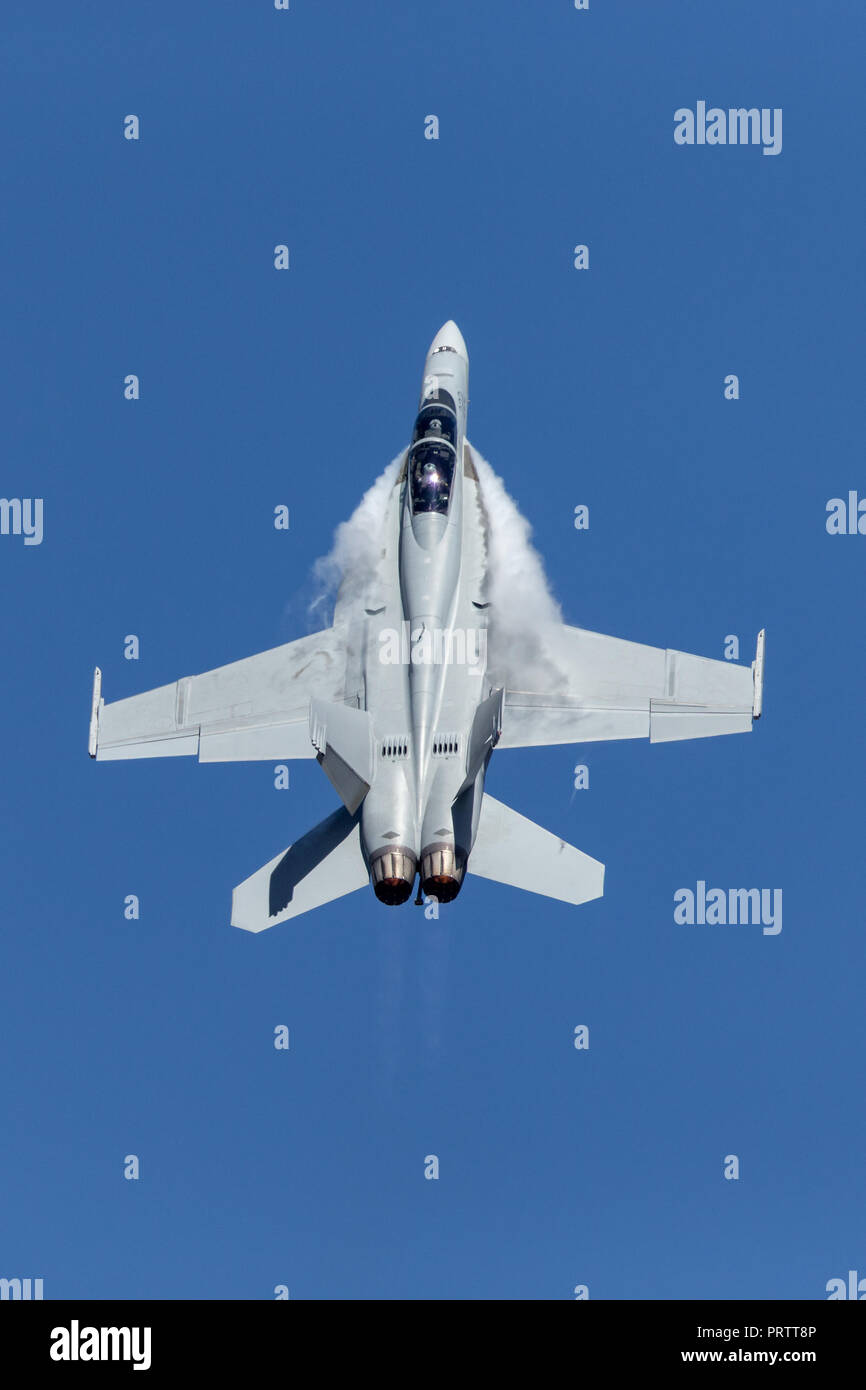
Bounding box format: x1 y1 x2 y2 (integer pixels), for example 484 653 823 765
412 400 458 450
410 440 455 515
409 393 459 515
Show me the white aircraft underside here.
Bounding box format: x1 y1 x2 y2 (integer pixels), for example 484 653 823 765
89 322 764 929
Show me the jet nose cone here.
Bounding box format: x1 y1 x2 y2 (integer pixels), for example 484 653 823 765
428 320 468 361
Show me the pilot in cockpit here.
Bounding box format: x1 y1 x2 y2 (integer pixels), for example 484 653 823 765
418 459 442 493
411 422 453 512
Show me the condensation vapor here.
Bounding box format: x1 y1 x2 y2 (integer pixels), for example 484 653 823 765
468 443 569 690
309 442 567 690
308 451 405 626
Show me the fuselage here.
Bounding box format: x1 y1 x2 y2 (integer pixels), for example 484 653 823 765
351 321 495 905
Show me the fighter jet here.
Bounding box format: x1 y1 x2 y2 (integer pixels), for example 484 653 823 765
88 321 765 929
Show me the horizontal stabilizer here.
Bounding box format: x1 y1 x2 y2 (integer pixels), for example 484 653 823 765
231 807 369 931
468 794 604 906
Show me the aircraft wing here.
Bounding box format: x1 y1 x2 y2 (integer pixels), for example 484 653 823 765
89 627 349 762
500 626 764 748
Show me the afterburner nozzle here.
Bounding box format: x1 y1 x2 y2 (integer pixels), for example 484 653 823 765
370 847 418 906
420 843 466 904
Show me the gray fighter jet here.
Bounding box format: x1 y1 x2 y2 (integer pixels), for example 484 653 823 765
89 321 764 929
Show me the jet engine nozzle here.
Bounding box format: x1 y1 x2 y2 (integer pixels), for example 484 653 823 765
370 847 417 906
420 843 466 904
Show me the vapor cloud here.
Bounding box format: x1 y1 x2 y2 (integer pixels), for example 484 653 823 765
310 443 567 691
467 443 567 690
309 451 405 625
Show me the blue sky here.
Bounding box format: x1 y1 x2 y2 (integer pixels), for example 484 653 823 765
1 0 864 1299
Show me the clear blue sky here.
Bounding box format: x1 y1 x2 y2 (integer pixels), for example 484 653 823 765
1 0 863 1300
